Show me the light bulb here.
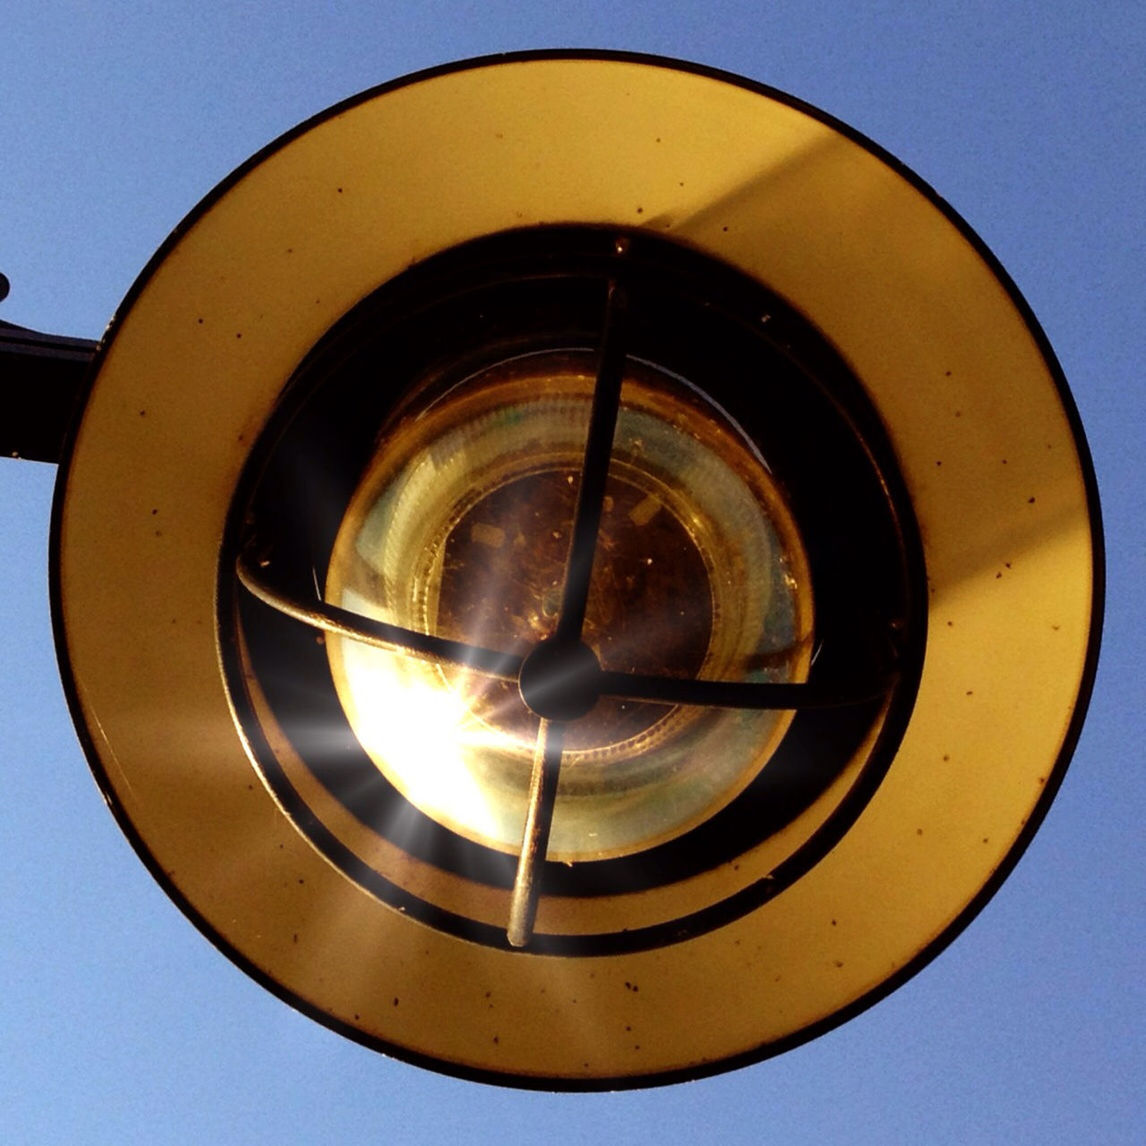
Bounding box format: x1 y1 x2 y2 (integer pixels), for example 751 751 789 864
326 350 813 860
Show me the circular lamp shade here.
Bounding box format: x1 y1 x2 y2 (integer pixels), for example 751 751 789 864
52 53 1101 1088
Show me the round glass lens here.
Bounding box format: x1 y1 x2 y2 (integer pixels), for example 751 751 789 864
325 351 813 860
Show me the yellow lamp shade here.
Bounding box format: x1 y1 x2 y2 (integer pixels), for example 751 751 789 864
53 53 1100 1088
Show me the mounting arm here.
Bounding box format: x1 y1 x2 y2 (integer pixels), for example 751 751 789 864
0 314 97 464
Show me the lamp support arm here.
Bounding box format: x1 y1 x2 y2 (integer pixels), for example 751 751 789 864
0 319 97 463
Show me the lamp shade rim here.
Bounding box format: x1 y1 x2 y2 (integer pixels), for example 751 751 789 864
49 50 1103 1089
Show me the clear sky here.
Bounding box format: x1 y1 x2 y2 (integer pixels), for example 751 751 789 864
1 3 1142 1143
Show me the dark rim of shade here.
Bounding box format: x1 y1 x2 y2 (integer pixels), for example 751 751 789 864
48 50 1105 1090
219 222 926 956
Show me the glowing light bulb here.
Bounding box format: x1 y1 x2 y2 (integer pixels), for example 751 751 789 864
326 351 813 860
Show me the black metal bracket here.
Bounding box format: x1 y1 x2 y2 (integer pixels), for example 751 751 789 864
1 318 96 463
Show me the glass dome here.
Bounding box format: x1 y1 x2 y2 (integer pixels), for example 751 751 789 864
325 351 813 860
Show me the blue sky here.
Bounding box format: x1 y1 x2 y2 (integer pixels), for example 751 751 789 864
1 3 1142 1143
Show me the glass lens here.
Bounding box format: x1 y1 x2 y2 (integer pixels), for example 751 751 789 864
325 351 812 860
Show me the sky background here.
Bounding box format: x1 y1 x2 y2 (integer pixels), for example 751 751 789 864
1 3 1142 1143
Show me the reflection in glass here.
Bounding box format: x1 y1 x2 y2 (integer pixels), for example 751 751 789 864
326 352 812 860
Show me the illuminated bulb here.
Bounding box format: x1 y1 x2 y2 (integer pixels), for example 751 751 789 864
325 351 813 860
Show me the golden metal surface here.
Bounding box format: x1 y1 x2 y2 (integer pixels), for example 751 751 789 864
54 55 1098 1085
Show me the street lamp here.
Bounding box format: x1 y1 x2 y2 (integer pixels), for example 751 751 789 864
5 53 1101 1089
